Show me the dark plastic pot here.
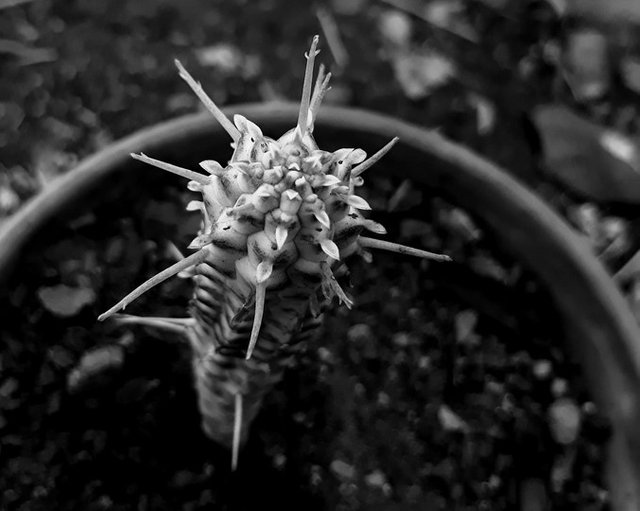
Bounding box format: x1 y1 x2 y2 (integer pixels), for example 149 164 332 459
1 103 639 508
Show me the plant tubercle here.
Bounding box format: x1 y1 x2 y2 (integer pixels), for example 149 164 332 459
98 35 450 469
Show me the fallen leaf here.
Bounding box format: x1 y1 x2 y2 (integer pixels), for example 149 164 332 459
37 284 96 317
330 459 356 479
534 105 640 204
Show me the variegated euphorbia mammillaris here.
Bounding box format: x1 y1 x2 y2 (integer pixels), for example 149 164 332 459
99 36 449 469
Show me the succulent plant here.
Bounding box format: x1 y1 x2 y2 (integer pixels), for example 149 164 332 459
99 35 449 468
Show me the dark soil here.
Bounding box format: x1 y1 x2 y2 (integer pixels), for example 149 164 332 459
0 166 610 510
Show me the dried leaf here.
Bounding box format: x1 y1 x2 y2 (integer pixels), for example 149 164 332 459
534 105 640 204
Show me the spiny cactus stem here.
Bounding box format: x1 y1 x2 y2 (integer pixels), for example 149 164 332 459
297 35 320 134
359 237 452 262
174 59 241 142
351 137 400 177
232 393 243 471
246 282 266 360
131 153 209 185
98 248 209 321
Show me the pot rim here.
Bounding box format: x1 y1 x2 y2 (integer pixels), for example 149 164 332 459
1 102 639 494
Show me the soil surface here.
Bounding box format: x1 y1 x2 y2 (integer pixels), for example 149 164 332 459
0 166 610 510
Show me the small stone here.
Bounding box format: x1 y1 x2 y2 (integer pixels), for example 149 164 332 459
347 323 373 343
438 404 469 432
549 398 582 445
273 453 287 469
377 391 390 407
455 309 478 344
48 346 74 369
551 378 568 397
0 377 18 397
310 465 323 486
97 495 113 509
486 380 505 395
533 359 552 379
330 459 355 480
317 347 335 364
365 469 388 490
171 470 193 488
392 332 410 347
37 284 96 317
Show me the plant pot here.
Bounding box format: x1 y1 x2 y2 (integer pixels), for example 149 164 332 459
1 103 639 509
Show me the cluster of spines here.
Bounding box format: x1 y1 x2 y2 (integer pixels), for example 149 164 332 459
98 35 450 469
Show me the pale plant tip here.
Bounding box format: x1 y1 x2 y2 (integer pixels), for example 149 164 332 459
298 35 321 134
359 237 451 262
232 393 243 471
246 282 266 360
174 58 185 72
351 137 400 177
